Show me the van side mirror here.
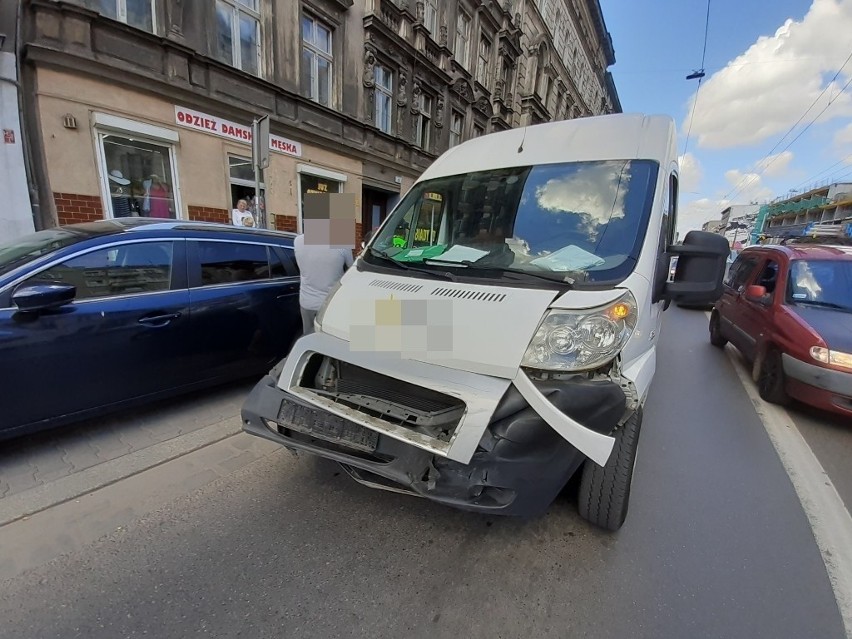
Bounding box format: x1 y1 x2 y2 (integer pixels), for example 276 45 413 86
360 228 378 249
663 231 729 305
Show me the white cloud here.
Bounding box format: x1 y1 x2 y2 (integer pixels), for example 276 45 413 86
834 122 852 149
683 0 852 149
724 168 774 203
677 198 728 236
678 152 703 193
755 150 795 177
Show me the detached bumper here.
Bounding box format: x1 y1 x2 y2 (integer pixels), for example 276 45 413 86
242 369 628 517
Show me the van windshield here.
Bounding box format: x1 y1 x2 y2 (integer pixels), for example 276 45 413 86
365 159 659 285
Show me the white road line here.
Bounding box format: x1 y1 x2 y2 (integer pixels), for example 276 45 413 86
706 312 852 638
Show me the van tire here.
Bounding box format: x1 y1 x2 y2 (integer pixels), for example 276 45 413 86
577 409 642 532
757 348 790 405
709 311 727 348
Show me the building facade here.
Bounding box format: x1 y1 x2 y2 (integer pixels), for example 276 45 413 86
17 0 620 244
758 182 852 242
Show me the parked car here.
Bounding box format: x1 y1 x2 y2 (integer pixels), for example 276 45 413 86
709 244 852 417
0 218 302 439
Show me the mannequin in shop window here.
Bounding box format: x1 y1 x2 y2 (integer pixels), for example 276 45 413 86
108 170 133 218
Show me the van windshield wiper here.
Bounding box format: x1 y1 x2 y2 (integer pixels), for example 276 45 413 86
367 248 457 281
423 258 574 287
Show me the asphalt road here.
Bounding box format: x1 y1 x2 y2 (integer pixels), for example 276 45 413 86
0 307 847 639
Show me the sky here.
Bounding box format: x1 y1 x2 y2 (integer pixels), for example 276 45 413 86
601 0 852 235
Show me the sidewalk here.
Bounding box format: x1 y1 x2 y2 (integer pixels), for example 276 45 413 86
0 381 256 525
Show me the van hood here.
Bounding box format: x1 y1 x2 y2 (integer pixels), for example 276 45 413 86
792 305 852 352
319 270 565 379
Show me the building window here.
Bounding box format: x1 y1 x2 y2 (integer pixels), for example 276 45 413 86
424 0 438 34
301 15 333 107
477 36 492 88
449 112 463 147
77 0 156 32
374 65 394 134
214 0 261 76
455 11 471 68
415 93 433 151
229 156 265 220
472 124 484 138
98 133 178 219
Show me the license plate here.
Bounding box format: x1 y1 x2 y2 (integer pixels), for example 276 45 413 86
277 398 379 452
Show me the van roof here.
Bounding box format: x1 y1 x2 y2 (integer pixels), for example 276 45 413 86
419 113 677 182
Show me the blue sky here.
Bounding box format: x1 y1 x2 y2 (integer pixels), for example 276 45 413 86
602 0 852 233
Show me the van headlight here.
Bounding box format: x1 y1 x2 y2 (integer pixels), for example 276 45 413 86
521 291 638 372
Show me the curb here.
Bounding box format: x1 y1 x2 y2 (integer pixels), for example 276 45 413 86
0 417 243 527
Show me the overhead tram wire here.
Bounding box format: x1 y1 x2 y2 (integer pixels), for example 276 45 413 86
682 0 712 158
722 49 852 202
789 152 852 192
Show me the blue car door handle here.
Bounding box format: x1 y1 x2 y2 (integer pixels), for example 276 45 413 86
138 312 182 327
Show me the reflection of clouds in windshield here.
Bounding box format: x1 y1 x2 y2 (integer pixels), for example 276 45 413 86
534 162 629 239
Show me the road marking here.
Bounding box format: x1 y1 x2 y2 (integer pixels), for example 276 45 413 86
708 312 852 638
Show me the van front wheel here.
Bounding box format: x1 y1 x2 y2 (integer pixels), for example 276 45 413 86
577 409 642 532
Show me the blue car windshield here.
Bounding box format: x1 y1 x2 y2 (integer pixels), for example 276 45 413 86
0 229 91 277
364 159 659 285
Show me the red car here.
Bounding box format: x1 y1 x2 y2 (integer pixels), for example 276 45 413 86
709 244 852 418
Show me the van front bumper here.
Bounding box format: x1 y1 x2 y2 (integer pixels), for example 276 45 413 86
241 366 628 517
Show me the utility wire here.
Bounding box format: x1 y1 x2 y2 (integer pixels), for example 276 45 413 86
682 0 711 158
790 152 852 191
725 70 852 202
723 49 852 201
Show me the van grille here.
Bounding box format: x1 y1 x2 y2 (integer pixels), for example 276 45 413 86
430 287 507 303
369 279 424 293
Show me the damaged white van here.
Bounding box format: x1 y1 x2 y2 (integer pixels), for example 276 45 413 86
242 113 728 530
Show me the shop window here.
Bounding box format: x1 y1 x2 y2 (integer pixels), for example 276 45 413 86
374 65 394 134
214 0 262 76
449 112 464 147
75 0 156 33
197 241 272 285
301 14 333 107
229 156 265 223
415 92 433 151
299 172 343 225
28 242 174 300
477 35 492 88
99 134 177 219
455 11 471 69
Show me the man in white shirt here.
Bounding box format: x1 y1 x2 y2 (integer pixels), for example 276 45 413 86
293 193 356 334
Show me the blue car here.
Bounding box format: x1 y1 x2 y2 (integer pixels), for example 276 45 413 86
0 219 302 439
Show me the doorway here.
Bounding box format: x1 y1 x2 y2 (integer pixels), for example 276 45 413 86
362 186 395 240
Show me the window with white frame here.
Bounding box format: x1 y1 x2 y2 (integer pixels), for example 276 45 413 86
375 65 394 134
415 93 433 151
424 0 438 34
455 11 471 69
301 14 333 107
77 0 156 33
449 112 463 147
214 0 261 76
476 35 492 88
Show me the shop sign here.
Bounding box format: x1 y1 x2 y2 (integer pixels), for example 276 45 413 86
174 106 302 157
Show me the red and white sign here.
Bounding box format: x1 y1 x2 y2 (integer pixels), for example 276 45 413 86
174 106 302 157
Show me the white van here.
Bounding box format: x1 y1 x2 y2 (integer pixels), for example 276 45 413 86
242 113 728 530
